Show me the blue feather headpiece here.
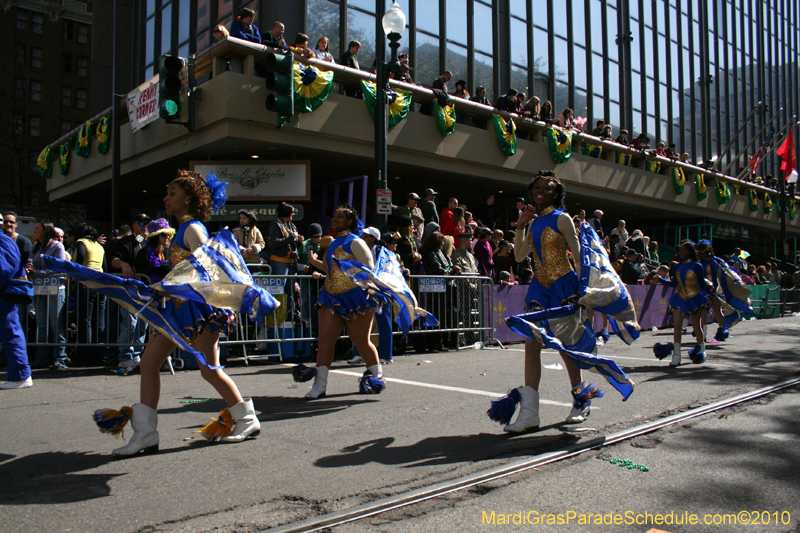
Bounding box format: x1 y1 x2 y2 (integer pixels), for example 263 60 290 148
204 172 228 214
355 216 365 237
699 238 712 246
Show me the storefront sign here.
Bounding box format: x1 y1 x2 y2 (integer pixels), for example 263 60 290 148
209 204 304 222
126 75 160 133
191 161 310 201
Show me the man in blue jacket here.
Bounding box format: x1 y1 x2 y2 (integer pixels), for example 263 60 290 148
230 8 261 43
0 231 32 389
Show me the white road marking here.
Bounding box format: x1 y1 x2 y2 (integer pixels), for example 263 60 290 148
763 432 800 443
281 364 574 407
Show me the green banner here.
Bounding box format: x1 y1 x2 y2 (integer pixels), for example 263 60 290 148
293 63 334 113
694 174 707 200
59 142 71 175
75 120 93 158
37 146 52 179
672 167 686 194
492 114 517 156
360 80 412 127
434 101 456 135
546 127 573 163
96 114 111 154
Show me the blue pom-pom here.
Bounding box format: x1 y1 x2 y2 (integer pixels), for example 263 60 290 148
688 345 706 364
292 364 317 383
355 216 365 237
714 327 730 342
653 342 673 360
487 388 521 424
358 371 386 394
204 172 228 214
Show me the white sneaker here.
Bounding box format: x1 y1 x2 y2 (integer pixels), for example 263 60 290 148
566 403 590 423
595 336 605 346
0 376 33 390
380 359 393 365
347 355 364 365
119 356 141 371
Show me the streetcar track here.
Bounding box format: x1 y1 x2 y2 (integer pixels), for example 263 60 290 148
263 376 800 533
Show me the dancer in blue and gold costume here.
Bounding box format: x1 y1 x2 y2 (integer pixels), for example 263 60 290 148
653 240 714 366
697 239 753 343
298 204 390 399
490 172 637 433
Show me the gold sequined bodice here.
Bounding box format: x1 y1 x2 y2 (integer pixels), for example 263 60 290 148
324 246 358 296
530 225 573 288
169 245 192 267
677 267 700 299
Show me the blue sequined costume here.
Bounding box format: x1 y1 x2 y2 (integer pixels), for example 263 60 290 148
523 207 579 311
660 260 712 315
165 220 236 340
317 232 388 319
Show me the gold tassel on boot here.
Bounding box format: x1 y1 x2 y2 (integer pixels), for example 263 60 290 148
194 409 234 442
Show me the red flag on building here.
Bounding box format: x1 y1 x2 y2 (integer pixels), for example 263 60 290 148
776 129 796 180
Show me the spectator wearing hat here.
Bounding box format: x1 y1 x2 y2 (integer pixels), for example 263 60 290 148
451 231 478 274
497 271 518 286
615 129 630 146
508 197 526 230
392 192 424 223
106 213 150 370
361 226 381 257
299 223 324 336
233 209 266 267
419 188 439 225
453 80 470 125
474 227 494 278
134 219 174 284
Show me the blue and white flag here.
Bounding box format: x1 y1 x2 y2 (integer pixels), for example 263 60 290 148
335 247 438 336
506 304 634 400
577 221 641 344
152 229 279 320
44 229 279 368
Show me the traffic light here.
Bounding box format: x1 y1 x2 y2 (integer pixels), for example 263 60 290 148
265 52 295 117
159 55 185 119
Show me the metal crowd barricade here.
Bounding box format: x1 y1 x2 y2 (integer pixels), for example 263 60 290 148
22 270 498 368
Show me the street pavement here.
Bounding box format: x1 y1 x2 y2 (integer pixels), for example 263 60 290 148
1 316 799 533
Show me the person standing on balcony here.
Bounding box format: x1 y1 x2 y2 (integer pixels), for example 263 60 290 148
230 8 261 44
262 21 287 49
313 36 335 63
341 40 362 99
432 71 452 93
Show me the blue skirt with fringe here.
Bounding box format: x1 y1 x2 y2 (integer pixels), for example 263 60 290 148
317 287 388 320
168 298 236 341
668 292 709 316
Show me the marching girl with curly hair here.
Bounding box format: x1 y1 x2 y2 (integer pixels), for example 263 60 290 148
46 170 275 456
490 171 637 433
295 204 389 398
653 240 714 366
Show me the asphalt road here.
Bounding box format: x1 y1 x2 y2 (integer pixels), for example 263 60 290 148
1 316 799 533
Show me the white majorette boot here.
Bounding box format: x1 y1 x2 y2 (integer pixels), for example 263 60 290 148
221 398 261 442
305 365 329 399
504 386 540 433
566 381 603 423
112 403 159 457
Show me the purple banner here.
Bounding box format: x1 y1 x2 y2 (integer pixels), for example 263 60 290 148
488 284 685 344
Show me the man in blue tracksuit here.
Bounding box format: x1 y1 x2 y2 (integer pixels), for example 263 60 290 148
1 231 32 389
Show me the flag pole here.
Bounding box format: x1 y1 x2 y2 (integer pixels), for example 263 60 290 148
712 101 762 172
721 107 784 176
736 117 799 181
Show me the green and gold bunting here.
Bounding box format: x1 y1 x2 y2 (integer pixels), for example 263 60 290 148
75 120 93 158
582 143 602 158
360 81 412 127
434 101 456 135
293 63 334 113
695 174 707 201
616 152 632 166
37 146 52 179
96 114 111 154
790 199 796 220
763 193 773 213
546 127 573 163
646 160 662 174
672 167 686 194
732 183 741 195
714 178 731 204
59 142 71 175
492 114 517 156
747 189 759 211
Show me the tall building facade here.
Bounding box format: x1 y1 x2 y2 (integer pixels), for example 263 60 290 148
136 0 799 179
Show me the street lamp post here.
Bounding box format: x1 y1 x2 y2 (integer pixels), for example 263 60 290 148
782 169 799 271
374 1 406 229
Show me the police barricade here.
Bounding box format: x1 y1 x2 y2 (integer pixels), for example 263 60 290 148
21 271 497 369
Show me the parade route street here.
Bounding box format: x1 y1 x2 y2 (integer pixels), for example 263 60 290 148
1 316 799 532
